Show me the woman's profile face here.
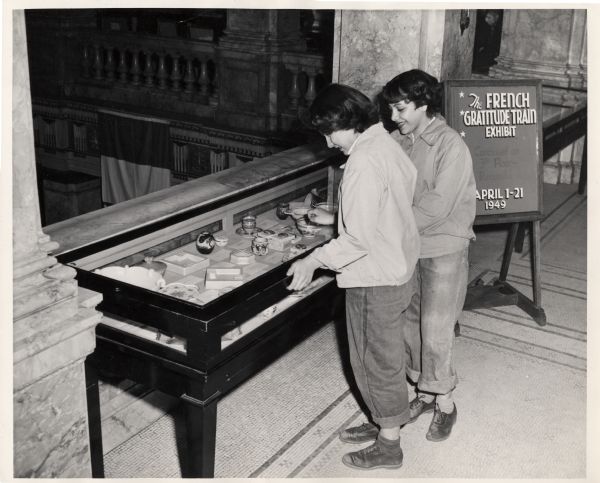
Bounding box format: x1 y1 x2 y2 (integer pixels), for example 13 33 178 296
324 129 359 155
389 100 429 136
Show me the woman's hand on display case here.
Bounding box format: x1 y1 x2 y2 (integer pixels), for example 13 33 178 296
286 256 321 291
307 207 335 225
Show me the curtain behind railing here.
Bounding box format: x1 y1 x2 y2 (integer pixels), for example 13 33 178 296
98 110 170 204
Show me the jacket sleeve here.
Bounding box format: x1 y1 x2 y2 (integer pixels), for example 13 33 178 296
309 156 383 271
413 135 472 232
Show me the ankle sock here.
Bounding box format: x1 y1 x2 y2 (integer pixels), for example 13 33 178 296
377 434 401 453
418 392 435 404
436 393 455 413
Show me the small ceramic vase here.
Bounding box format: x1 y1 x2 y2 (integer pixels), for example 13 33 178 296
196 231 216 254
251 235 269 256
242 215 257 234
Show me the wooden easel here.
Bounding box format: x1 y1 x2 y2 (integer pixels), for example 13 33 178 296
464 219 546 325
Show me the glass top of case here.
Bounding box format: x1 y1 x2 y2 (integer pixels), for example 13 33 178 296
94 202 335 306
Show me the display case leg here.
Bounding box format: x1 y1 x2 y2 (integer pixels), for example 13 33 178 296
85 359 105 478
181 392 218 478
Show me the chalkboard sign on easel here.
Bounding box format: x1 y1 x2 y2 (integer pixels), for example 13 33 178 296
444 79 546 325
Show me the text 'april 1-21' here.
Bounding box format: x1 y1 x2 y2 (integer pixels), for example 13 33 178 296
476 187 525 210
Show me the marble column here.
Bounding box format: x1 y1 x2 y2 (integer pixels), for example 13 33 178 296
12 10 102 477
490 9 587 184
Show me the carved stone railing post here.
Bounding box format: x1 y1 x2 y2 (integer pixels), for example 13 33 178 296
117 49 128 84
13 10 102 477
183 57 195 93
157 52 168 90
104 47 115 81
81 44 91 78
130 49 141 86
144 50 154 87
92 43 103 80
305 69 318 106
199 60 210 96
288 66 301 110
171 54 182 92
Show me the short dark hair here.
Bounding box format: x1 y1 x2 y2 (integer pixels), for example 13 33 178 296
310 83 379 135
381 69 443 117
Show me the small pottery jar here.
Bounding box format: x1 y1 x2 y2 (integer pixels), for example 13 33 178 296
276 202 290 220
213 233 229 247
195 231 216 254
251 235 269 256
241 215 257 234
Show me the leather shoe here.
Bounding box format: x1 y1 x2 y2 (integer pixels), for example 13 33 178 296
339 422 378 444
342 439 403 470
426 404 457 442
406 395 435 423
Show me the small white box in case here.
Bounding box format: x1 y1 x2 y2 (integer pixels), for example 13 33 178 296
230 249 255 265
269 232 296 251
205 267 244 290
163 253 210 275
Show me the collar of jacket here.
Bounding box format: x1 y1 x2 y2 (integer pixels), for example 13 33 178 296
413 115 447 146
348 122 386 155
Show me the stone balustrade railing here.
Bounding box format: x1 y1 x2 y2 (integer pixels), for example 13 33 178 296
281 51 327 112
67 31 331 136
80 32 218 104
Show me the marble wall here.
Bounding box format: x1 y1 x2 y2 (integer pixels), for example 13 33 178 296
332 9 474 100
493 9 587 91
334 10 422 99
14 362 93 477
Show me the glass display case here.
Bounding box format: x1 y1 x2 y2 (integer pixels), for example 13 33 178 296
59 159 343 477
